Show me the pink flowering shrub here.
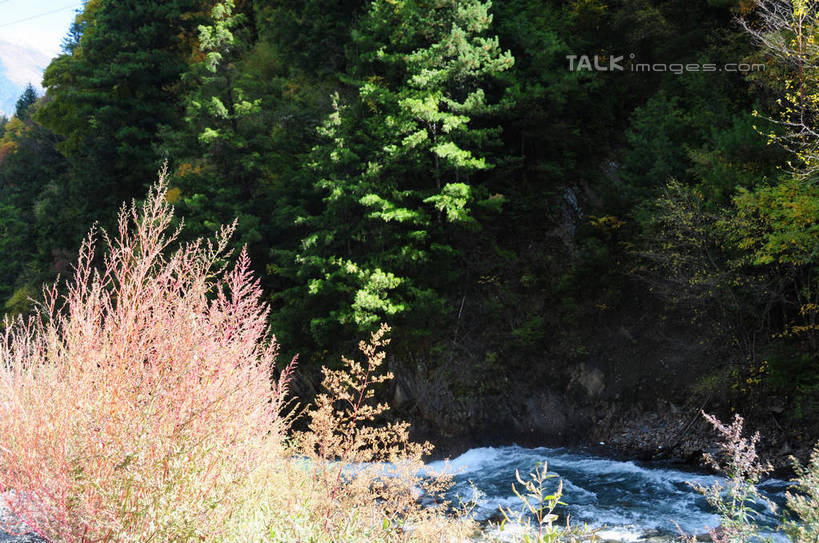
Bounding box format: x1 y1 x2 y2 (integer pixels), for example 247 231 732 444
690 413 775 543
0 173 294 542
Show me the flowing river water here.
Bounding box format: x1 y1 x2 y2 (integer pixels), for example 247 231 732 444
427 445 790 542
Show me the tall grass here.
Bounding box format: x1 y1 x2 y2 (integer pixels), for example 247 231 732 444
0 173 295 542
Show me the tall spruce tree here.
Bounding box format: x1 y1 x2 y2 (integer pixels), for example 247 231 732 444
160 0 265 245
290 0 514 349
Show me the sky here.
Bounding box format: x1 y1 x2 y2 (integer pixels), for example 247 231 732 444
0 0 82 60
0 0 81 114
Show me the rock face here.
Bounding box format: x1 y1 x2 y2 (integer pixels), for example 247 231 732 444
396 286 817 465
524 392 569 436
401 351 810 468
571 363 606 399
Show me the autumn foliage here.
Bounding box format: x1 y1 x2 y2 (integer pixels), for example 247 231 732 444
0 173 295 542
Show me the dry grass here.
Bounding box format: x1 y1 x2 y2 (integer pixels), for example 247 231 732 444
220 325 479 543
291 324 474 542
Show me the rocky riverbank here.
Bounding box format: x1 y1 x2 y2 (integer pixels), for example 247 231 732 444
415 394 812 473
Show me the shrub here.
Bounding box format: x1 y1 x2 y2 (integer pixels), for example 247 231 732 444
690 412 775 543
487 462 597 543
290 323 472 542
784 443 819 543
0 173 295 542
207 323 478 543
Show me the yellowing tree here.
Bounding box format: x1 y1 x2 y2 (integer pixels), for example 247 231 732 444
742 0 819 173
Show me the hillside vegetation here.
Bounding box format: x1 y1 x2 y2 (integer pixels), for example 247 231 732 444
0 0 818 449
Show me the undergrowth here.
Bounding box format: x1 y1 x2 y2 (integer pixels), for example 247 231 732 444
1 172 816 543
687 412 819 543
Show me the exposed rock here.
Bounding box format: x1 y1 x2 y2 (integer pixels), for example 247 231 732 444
525 391 570 435
571 362 606 399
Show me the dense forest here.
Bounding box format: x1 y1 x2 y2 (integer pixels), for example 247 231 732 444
0 0 817 453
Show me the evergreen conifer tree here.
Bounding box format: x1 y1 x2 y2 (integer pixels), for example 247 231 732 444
14 84 38 121
294 0 514 347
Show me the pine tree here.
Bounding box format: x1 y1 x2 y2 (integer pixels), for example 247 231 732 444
160 0 265 245
14 84 37 121
293 0 514 348
0 111 67 310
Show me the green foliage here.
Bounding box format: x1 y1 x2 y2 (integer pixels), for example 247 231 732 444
734 178 819 267
511 314 545 349
3 284 37 317
0 104 68 307
637 180 771 361
766 348 819 420
495 462 596 543
0 201 29 303
161 0 265 246
288 0 514 349
622 91 693 193
1 0 818 436
731 177 819 380
37 0 203 234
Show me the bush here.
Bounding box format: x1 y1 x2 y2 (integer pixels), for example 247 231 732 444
495 462 595 543
690 412 775 543
784 444 819 543
692 413 819 543
202 325 478 543
0 173 295 542
290 323 472 542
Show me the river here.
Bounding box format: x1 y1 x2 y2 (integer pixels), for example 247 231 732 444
427 445 790 542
